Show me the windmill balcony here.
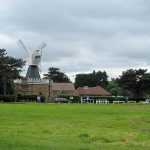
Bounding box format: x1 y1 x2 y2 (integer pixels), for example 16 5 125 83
14 78 49 84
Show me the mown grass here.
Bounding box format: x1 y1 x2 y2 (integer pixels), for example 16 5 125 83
0 103 150 150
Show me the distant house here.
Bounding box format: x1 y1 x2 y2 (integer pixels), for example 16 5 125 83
74 86 111 96
15 79 75 101
52 83 75 97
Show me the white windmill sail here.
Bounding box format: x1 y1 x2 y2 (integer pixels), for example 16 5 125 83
17 39 47 79
17 39 32 66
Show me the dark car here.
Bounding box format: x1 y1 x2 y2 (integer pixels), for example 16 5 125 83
54 98 69 103
141 99 150 104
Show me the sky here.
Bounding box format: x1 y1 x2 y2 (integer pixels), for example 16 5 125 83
1 0 150 81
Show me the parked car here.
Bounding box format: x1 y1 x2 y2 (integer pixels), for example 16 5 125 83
142 99 150 104
54 98 69 103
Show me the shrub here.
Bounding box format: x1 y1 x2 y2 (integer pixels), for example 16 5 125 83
0 95 16 102
128 97 146 102
16 94 45 102
57 94 80 103
57 95 128 103
81 96 127 103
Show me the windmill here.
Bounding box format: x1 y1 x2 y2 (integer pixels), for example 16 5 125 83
18 39 47 79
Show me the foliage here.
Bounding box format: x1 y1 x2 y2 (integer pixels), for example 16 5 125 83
43 67 70 83
117 69 150 98
75 70 108 89
128 97 146 102
0 49 25 95
107 79 133 97
107 80 122 96
57 94 128 103
0 49 25 78
57 94 80 103
81 96 127 103
17 94 45 102
0 95 16 102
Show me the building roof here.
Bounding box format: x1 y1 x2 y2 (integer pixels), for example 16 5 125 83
52 83 75 91
74 86 111 96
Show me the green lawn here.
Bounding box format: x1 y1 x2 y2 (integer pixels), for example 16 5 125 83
0 103 150 150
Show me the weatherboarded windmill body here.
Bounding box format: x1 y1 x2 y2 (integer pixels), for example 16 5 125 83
18 39 47 79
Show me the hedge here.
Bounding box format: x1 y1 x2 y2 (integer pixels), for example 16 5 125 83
57 95 128 103
57 94 80 103
81 96 127 103
17 93 45 102
0 95 16 102
128 97 146 102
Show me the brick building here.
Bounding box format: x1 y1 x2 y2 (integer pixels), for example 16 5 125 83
15 78 75 102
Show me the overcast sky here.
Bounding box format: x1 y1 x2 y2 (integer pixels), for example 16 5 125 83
1 0 150 81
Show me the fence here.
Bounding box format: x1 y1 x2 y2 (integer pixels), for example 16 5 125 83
96 99 109 104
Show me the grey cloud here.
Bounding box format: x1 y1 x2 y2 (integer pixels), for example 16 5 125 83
1 0 150 80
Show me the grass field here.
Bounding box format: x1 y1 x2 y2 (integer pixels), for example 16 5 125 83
0 103 150 150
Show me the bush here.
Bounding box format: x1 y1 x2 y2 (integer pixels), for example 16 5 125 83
81 96 127 103
16 94 45 102
128 97 146 102
57 94 80 103
57 95 128 103
0 95 16 102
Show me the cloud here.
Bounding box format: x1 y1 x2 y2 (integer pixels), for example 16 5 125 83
0 0 150 81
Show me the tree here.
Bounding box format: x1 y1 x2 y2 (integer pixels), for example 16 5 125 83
0 49 25 95
107 80 121 96
117 69 150 98
74 74 90 88
107 79 133 97
43 67 70 83
75 70 108 88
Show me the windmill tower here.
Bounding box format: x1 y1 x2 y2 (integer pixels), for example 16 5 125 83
18 39 47 79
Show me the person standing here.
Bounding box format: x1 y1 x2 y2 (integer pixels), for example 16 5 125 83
37 96 41 103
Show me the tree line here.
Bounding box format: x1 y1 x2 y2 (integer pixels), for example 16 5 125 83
0 48 150 98
0 49 25 95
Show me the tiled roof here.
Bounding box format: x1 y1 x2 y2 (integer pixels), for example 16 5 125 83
74 86 111 96
52 83 75 91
